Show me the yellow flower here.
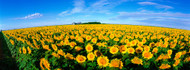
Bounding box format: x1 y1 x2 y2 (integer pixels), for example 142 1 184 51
40 58 50 70
173 59 181 67
75 46 83 52
142 51 153 59
152 47 158 53
119 45 127 54
135 46 143 53
19 47 22 53
10 39 14 45
94 50 102 57
110 34 115 39
58 49 65 56
113 38 119 41
86 35 92 41
69 41 77 48
110 46 119 54
52 52 60 58
64 53 75 60
127 47 135 54
27 46 31 54
109 58 123 69
143 46 150 52
23 47 27 54
91 38 97 44
130 40 137 46
159 64 171 69
124 39 129 44
76 55 86 63
87 52 95 61
137 42 143 47
42 45 51 51
131 57 143 65
97 56 109 67
174 52 182 60
85 44 93 52
51 44 58 51
167 49 172 55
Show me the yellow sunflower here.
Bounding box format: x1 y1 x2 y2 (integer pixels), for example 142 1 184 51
27 46 31 54
58 49 65 56
109 58 123 69
97 56 109 67
76 55 86 63
94 50 103 57
135 46 143 53
23 47 27 54
159 64 171 69
110 46 119 54
119 45 127 54
85 44 93 52
142 51 153 59
131 57 143 65
87 52 95 61
127 47 135 54
51 44 58 51
75 46 83 52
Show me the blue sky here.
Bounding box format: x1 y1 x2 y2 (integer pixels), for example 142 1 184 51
0 0 190 30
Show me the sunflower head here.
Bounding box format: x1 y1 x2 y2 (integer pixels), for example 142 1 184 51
23 47 27 54
135 46 143 53
119 45 127 54
110 46 119 54
142 51 153 60
159 64 171 69
127 47 135 54
94 50 103 57
51 44 58 51
109 59 123 69
75 46 83 52
85 44 93 52
131 57 143 65
69 41 77 48
58 49 65 56
97 56 109 67
87 52 95 61
76 55 86 64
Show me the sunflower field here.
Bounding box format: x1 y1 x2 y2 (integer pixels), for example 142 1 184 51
2 24 190 70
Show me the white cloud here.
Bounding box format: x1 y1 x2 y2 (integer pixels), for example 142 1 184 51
16 13 43 19
138 2 173 10
59 0 127 16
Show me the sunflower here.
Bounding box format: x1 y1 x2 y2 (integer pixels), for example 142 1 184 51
76 55 86 63
124 39 129 44
159 64 171 69
143 46 150 52
94 50 103 57
19 47 22 53
69 41 77 49
58 49 65 56
27 46 31 54
167 49 172 55
135 46 143 53
91 38 97 44
85 44 93 52
130 40 137 46
149 42 155 47
110 46 119 54
152 47 158 53
52 52 60 58
119 45 127 54
142 38 146 44
110 34 115 39
87 52 95 61
40 58 50 70
131 57 143 65
23 47 27 54
127 47 135 54
109 58 123 69
42 45 51 51
64 53 75 60
75 46 83 52
97 56 109 67
174 52 182 60
86 35 92 41
10 39 14 45
137 42 143 47
173 59 181 67
113 38 119 41
51 44 58 51
142 51 153 59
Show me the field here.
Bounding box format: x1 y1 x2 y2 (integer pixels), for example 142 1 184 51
1 24 190 70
